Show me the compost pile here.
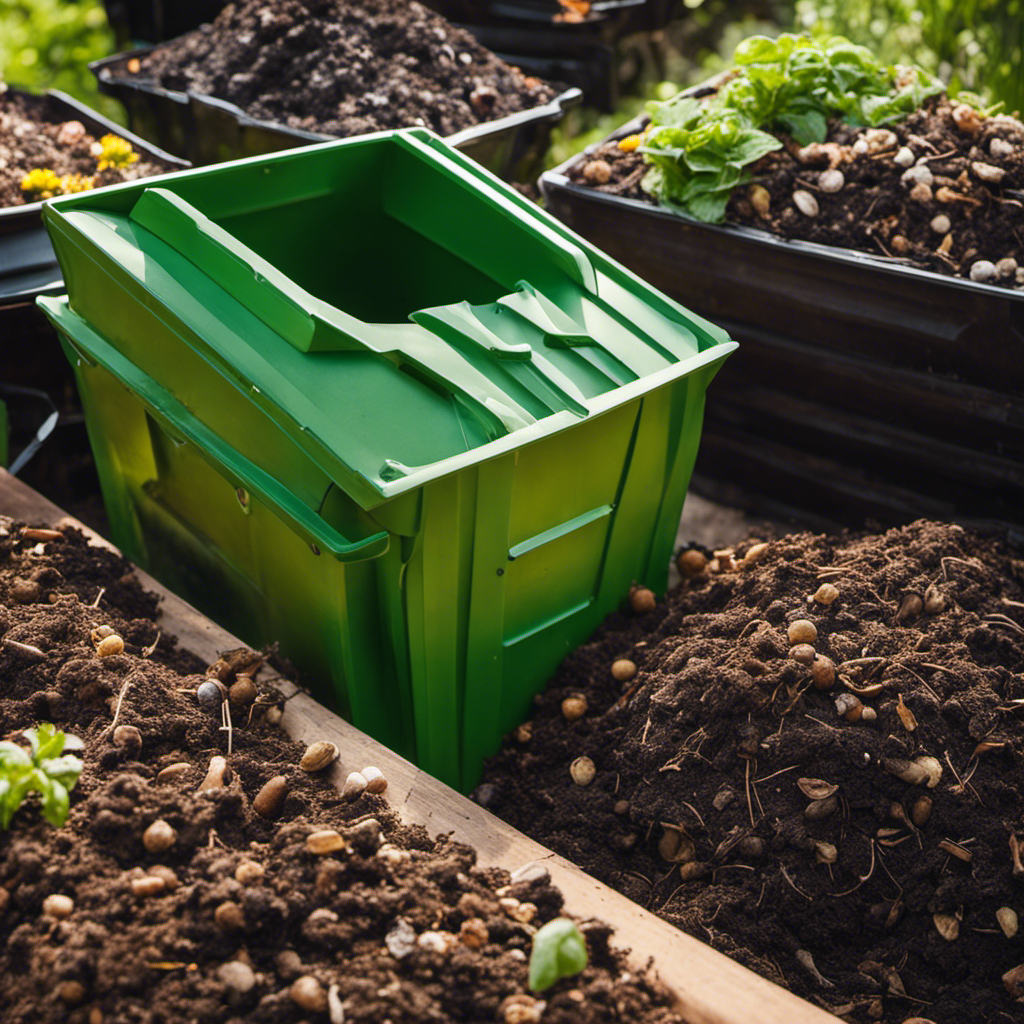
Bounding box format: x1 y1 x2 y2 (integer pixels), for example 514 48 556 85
0 521 683 1024
571 95 1024 286
0 89 171 207
479 520 1024 1024
129 0 556 137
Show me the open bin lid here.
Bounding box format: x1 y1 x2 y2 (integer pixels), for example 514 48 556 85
40 128 735 511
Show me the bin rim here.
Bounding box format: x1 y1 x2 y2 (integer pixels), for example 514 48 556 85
41 125 737 508
540 111 1024 305
90 46 583 153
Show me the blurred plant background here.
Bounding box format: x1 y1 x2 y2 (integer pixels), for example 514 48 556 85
0 0 122 120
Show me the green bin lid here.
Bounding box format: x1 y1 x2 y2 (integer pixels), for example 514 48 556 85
41 129 735 510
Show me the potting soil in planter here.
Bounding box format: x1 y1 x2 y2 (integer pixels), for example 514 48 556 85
0 521 684 1024
478 521 1024 1023
0 90 172 207
124 0 556 138
572 94 1024 286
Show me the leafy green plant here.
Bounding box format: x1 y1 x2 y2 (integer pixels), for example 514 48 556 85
528 918 589 992
641 96 782 222
0 723 83 829
637 31 943 222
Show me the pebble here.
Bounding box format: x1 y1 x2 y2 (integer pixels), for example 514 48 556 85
235 859 265 885
792 190 818 217
149 865 179 890
460 918 489 949
952 104 983 136
57 981 86 1005
611 658 636 681
196 679 225 710
908 182 932 203
851 138 869 155
990 136 1014 159
511 862 551 886
818 169 844 193
218 960 256 995
11 579 40 603
342 771 368 800
214 901 246 931
362 765 388 794
812 583 839 606
501 994 546 1023
142 819 177 854
290 976 328 1013
970 259 998 282
569 755 596 786
417 930 454 953
386 918 417 958
96 634 124 658
630 586 656 613
42 894 74 919
197 755 231 792
787 619 818 644
894 146 915 167
131 876 166 898
901 164 934 187
749 184 771 216
300 741 339 772
997 257 1018 279
228 676 256 706
972 160 1005 183
113 725 142 758
582 159 612 185
306 830 348 855
253 775 289 818
930 214 951 234
561 695 587 721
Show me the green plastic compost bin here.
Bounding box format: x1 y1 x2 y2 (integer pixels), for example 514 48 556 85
37 128 736 791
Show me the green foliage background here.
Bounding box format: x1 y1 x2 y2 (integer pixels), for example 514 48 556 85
0 0 123 121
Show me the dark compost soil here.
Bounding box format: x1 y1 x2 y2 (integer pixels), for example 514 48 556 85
570 94 1024 286
0 89 173 208
125 0 556 138
0 520 683 1024
478 521 1024 1023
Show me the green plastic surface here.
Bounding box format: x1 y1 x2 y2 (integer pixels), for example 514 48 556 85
38 128 736 790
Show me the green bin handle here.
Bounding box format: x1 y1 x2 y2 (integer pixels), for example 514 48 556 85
38 297 390 564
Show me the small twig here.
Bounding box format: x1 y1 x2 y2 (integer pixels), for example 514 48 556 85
641 714 652 745
90 587 106 609
738 618 769 640
944 750 982 805
744 758 756 827
941 556 983 582
984 614 1024 636
141 630 161 659
753 764 800 784
1002 598 1024 610
220 699 234 756
107 671 141 735
804 714 843 733
680 800 706 831
779 864 812 900
892 662 941 702
2 637 45 661
832 839 876 897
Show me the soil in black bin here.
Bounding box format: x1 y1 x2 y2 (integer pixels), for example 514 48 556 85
0 521 683 1024
478 520 1024 1023
571 94 1024 286
129 0 556 138
0 90 174 208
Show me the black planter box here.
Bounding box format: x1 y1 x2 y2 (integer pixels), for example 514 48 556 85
91 47 582 181
540 119 1024 537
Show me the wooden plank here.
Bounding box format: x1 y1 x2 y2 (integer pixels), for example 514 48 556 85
0 469 840 1024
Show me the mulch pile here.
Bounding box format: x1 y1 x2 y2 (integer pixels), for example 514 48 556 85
0 520 683 1024
570 95 1024 286
479 520 1024 1023
125 0 556 138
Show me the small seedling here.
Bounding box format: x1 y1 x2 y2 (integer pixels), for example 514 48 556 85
0 724 83 829
528 918 588 992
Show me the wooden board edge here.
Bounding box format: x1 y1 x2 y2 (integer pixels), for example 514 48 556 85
0 469 840 1024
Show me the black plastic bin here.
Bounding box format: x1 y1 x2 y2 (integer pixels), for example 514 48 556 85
540 118 1024 538
90 48 582 180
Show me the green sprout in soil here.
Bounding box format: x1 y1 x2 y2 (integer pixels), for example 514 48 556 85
94 132 138 171
0 723 83 830
637 31 944 223
528 918 589 992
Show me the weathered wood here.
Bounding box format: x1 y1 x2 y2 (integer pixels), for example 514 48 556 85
0 469 839 1024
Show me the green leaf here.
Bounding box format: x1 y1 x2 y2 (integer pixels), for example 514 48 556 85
41 755 84 790
29 724 65 763
40 779 69 828
529 919 589 992
0 742 32 769
685 189 734 223
777 108 829 145
0 724 82 831
727 129 784 166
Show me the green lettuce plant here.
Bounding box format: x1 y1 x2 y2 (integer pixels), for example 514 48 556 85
638 32 944 222
0 723 83 829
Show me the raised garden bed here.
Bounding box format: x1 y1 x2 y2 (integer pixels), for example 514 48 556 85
478 521 1024 1024
0 469 842 1024
91 0 581 178
539 46 1024 536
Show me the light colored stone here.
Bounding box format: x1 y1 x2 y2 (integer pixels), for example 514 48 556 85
970 260 998 282
218 960 256 994
792 190 819 217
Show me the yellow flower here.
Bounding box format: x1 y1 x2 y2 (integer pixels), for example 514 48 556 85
20 168 64 200
61 173 96 194
618 133 644 153
95 133 139 171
